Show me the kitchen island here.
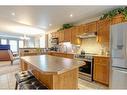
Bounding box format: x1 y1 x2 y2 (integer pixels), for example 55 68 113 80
20 55 85 89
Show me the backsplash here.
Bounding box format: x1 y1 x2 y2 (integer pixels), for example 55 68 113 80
78 38 102 54
51 38 109 55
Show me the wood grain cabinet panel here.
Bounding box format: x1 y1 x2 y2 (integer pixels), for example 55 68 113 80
64 29 71 42
59 30 64 42
111 14 125 25
71 27 81 45
85 21 97 33
93 56 109 85
97 19 110 47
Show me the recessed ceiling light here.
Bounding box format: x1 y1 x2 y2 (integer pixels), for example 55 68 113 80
11 12 15 16
49 24 52 26
70 14 73 17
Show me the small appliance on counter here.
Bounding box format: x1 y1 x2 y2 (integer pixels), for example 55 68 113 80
50 46 58 51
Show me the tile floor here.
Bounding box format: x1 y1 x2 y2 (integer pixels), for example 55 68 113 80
0 60 108 90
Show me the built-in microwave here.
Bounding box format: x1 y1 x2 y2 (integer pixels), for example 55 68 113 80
51 38 58 45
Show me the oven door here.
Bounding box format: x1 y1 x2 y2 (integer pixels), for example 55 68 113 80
79 60 93 81
79 60 92 75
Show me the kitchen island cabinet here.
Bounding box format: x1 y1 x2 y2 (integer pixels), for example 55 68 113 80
20 55 85 89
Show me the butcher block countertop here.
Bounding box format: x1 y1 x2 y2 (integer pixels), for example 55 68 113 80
21 55 85 75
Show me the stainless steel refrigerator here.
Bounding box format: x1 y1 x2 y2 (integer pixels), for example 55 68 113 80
110 22 127 89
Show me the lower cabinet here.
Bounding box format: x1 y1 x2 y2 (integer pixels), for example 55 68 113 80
93 56 109 85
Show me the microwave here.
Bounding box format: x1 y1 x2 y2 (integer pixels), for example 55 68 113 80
51 38 58 44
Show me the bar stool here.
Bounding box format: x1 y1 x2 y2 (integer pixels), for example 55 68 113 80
15 71 35 89
15 71 48 89
19 78 48 89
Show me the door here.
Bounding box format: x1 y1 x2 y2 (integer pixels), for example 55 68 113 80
110 67 127 89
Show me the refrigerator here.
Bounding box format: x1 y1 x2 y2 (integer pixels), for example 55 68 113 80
110 22 127 89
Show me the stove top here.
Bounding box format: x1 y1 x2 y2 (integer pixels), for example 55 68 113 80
74 53 95 61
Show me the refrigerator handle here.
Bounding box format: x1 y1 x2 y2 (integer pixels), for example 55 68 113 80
117 45 123 49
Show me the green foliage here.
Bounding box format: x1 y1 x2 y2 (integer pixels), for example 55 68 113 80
57 24 73 31
100 7 127 20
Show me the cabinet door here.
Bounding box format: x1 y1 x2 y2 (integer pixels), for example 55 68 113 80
64 29 71 42
97 19 110 46
77 25 85 35
85 21 97 33
59 30 64 42
93 57 109 85
71 27 81 45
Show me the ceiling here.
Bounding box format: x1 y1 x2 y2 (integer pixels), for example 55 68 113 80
0 6 121 36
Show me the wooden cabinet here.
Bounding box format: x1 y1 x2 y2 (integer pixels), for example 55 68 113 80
59 30 64 42
111 14 125 25
64 28 71 42
85 21 97 33
71 27 81 45
76 25 85 35
93 56 109 85
97 19 110 47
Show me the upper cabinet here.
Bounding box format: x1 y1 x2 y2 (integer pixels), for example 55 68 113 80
71 27 81 45
97 19 110 46
50 14 127 47
85 21 97 33
76 25 85 35
111 14 125 25
59 30 64 42
64 28 72 42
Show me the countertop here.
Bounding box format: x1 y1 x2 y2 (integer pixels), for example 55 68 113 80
93 54 110 58
48 51 76 55
21 55 85 75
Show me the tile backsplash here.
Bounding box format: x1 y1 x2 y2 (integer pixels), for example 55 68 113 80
58 37 109 55
78 37 103 54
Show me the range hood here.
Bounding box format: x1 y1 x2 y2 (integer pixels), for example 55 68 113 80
76 32 97 39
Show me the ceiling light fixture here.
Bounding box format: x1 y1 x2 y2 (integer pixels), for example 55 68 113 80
11 12 15 16
70 14 73 17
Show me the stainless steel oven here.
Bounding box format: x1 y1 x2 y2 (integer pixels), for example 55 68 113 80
74 54 93 81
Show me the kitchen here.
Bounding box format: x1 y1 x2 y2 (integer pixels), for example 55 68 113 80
0 6 127 90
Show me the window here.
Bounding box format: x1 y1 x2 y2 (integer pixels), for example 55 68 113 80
40 35 45 48
9 40 18 52
1 39 7 45
19 40 24 48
